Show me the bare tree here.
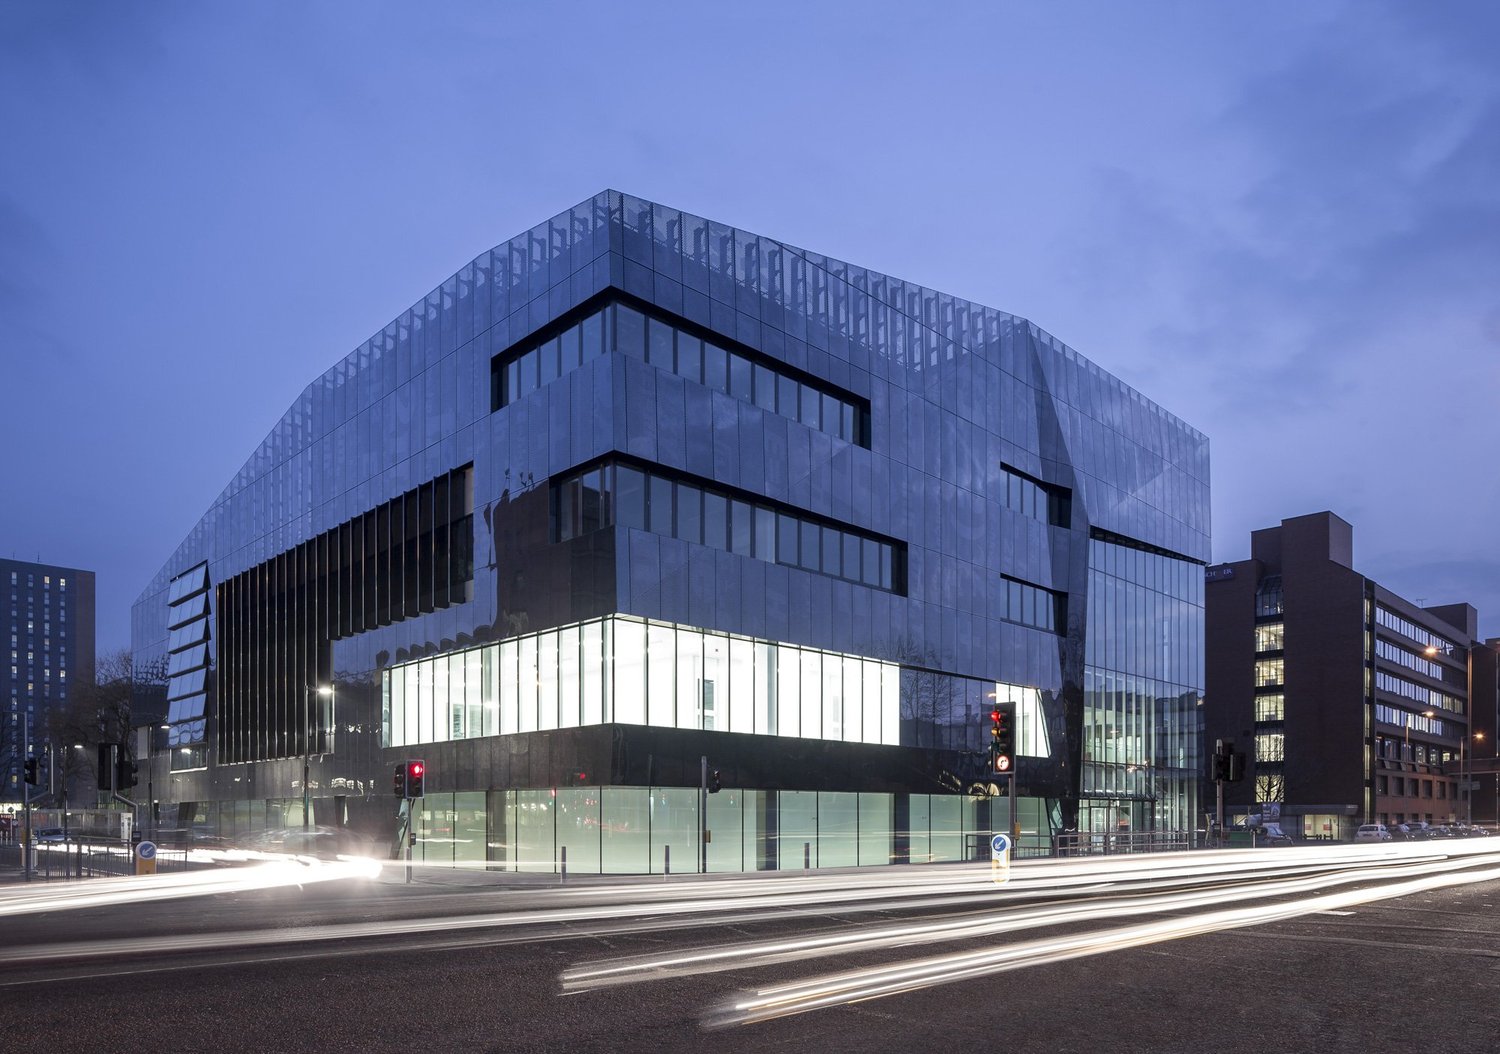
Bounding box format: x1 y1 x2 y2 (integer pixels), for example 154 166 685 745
40 649 164 804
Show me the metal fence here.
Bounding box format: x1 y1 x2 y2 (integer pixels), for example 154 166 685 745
966 830 1197 860
0 838 195 880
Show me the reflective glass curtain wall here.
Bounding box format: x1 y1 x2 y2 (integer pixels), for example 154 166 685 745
1082 533 1204 833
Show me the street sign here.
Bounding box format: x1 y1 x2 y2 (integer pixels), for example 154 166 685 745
135 839 158 876
990 833 1012 886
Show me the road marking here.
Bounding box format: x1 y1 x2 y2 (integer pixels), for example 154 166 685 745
1314 910 1355 916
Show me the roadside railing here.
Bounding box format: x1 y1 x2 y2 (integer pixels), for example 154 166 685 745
0 838 197 880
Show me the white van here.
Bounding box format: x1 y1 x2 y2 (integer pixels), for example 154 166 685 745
1355 823 1391 842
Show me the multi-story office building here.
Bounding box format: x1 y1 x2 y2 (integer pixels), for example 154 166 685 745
2 558 96 799
1470 638 1499 827
132 191 1209 870
1205 512 1484 839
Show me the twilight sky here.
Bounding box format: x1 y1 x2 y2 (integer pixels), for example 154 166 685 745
2 1 1497 655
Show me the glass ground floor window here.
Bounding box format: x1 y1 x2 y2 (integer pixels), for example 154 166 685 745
402 786 1055 874
382 613 1052 758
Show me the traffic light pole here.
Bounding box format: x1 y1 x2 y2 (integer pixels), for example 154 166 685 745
700 756 708 875
1216 777 1225 848
1009 766 1018 841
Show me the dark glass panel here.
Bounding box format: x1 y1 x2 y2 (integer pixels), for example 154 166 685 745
647 317 674 370
704 343 728 393
559 324 581 374
537 336 559 386
615 466 646 529
730 500 753 556
580 468 605 534
676 333 702 384
800 522 821 572
777 375 798 416
616 304 646 358
727 352 752 400
821 526 841 577
777 513 799 566
703 491 727 550
649 475 674 535
799 385 820 429
754 506 776 561
675 482 702 544
753 364 776 411
580 310 603 360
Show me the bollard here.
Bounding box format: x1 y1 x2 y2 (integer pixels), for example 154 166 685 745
803 841 810 873
560 845 567 883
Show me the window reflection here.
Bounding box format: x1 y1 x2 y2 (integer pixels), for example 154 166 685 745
553 460 905 595
491 298 871 447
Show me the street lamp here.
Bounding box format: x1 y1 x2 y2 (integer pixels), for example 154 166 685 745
149 723 169 838
1464 732 1486 826
304 684 334 832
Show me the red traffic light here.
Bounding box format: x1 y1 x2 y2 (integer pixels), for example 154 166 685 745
989 709 1001 724
409 762 424 777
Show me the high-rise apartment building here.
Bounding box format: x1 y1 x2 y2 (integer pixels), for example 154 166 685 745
1205 512 1484 839
2 558 96 798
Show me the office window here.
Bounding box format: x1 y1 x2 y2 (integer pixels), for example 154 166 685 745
1254 623 1284 653
491 299 871 446
552 461 905 595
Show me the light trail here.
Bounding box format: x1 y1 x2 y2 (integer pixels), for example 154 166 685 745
0 856 381 919
555 839 1500 989
562 842 1500 990
705 856 1500 1027
6 838 1497 1003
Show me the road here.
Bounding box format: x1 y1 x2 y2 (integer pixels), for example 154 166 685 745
3 842 1499 1053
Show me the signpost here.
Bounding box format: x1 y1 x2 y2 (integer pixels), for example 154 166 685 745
135 840 158 876
990 832 1012 886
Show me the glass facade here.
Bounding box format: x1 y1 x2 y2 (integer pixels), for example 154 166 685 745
496 299 870 447
383 615 901 747
132 191 1210 865
1081 534 1204 835
554 461 902 592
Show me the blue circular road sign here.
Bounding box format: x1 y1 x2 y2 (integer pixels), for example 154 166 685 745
136 840 157 860
991 834 1011 855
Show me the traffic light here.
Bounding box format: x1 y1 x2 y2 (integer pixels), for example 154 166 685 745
117 751 138 789
1211 739 1244 782
392 763 407 798
1227 750 1246 783
989 702 1016 775
406 759 426 798
23 757 39 786
1211 751 1231 782
708 769 722 794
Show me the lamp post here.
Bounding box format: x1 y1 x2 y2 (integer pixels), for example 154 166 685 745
149 723 169 838
304 684 333 831
1464 732 1485 827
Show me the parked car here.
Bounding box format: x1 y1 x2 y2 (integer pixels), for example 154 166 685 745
1431 824 1459 838
1405 821 1435 839
1387 823 1412 840
34 827 66 843
1355 823 1392 842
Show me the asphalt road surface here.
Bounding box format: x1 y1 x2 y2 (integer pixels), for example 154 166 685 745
3 844 1499 1053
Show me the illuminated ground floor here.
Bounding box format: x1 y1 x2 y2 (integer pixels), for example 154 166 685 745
157 785 1056 871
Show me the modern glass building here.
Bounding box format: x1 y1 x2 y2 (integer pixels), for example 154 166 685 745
131 191 1209 870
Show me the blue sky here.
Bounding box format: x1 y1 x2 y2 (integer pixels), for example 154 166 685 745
2 1 1497 653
